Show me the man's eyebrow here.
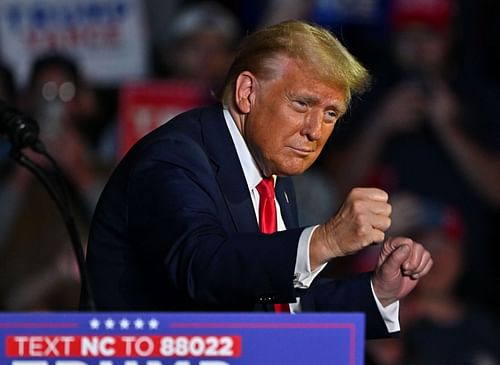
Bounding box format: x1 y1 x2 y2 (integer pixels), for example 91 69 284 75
287 91 320 104
302 95 321 103
288 91 347 113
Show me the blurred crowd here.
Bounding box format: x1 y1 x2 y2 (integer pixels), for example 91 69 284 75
0 0 499 363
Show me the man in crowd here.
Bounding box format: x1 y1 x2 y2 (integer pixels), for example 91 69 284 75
84 20 432 338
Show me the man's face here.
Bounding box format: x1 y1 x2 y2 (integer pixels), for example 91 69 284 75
241 58 347 176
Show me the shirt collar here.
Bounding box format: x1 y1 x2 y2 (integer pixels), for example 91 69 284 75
223 108 263 191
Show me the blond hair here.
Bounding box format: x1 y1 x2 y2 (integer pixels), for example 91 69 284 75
222 20 370 105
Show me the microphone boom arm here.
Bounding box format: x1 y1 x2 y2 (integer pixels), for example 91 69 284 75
10 147 96 311
1 98 96 311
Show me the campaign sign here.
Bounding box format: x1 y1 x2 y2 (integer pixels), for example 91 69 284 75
118 80 209 158
0 312 364 365
0 0 148 87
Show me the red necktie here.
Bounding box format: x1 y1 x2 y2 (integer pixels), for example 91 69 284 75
256 177 289 313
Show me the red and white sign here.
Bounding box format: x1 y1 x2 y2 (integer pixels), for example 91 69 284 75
118 80 210 158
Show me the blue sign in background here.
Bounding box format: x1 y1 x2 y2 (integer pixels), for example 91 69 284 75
0 312 364 364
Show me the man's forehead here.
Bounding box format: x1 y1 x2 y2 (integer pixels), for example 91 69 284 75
280 57 347 105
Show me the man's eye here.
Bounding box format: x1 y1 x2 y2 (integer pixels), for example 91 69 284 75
293 100 307 110
324 110 338 123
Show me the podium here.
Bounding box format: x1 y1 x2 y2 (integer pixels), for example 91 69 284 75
0 312 364 364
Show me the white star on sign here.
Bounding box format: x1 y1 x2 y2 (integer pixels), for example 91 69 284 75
148 318 159 330
104 318 115 329
134 318 145 329
89 318 100 329
119 318 130 329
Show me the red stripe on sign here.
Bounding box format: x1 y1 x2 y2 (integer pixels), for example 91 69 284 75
6 335 241 358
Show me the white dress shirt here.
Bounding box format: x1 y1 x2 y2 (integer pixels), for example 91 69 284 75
223 109 399 332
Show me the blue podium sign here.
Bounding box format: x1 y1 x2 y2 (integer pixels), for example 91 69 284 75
0 312 364 365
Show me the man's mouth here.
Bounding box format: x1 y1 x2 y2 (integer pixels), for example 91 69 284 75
288 146 315 156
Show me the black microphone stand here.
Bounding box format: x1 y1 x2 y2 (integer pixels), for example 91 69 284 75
2 103 96 311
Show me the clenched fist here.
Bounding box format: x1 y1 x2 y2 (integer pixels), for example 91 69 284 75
372 237 433 307
310 187 392 269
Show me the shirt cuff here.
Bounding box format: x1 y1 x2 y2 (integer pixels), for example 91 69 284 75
370 280 400 333
293 225 328 289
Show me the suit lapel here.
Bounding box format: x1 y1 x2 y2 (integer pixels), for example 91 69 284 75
200 107 299 232
201 107 259 233
276 177 298 229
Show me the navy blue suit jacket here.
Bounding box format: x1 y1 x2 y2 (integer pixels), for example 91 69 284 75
85 106 390 338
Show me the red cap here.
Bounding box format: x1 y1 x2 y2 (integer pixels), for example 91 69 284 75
442 206 464 242
390 0 455 31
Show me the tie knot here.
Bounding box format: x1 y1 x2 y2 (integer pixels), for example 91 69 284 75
256 177 275 199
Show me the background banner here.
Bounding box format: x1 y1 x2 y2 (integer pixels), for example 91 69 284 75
0 0 148 87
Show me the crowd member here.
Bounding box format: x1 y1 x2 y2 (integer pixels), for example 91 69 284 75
402 203 500 365
20 54 108 214
85 21 433 340
0 54 105 310
361 197 500 364
157 1 240 97
324 0 500 309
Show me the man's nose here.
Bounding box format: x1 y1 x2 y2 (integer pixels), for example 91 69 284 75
303 111 322 141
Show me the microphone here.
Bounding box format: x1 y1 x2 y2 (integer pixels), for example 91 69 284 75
0 99 40 149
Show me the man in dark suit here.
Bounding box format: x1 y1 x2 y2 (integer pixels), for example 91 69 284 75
85 20 432 339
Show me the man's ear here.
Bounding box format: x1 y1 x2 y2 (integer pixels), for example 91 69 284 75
234 71 257 114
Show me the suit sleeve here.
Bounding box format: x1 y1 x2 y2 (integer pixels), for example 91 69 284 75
127 138 302 307
299 272 396 339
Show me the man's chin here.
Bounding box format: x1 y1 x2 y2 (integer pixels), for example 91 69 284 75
275 163 312 176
